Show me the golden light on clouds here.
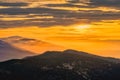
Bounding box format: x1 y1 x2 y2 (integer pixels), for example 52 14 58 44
0 15 53 21
0 17 30 21
77 7 120 12
0 6 9 8
0 0 66 3
0 20 120 40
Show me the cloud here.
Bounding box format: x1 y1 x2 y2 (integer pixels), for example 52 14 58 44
0 2 28 7
67 0 89 3
66 0 120 8
89 0 120 8
0 0 120 28
0 7 120 28
90 0 120 5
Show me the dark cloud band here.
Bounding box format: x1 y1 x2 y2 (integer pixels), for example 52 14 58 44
0 2 28 7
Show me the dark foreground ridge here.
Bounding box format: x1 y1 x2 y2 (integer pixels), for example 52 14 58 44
0 49 120 80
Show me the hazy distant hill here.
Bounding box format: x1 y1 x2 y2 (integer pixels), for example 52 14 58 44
0 49 120 80
1 36 65 53
0 40 34 62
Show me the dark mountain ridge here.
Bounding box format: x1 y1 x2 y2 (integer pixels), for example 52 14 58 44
0 49 120 80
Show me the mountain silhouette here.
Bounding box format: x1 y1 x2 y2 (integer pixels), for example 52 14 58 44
0 49 120 80
0 40 34 62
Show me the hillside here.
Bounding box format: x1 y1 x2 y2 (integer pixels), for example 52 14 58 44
0 50 120 80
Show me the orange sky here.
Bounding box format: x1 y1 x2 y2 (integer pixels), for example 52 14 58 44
0 20 120 58
0 0 120 58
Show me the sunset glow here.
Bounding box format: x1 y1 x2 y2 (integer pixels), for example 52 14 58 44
0 0 120 58
1 1 120 80
75 24 90 31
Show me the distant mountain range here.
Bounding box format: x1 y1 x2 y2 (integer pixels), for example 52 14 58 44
0 36 65 61
0 40 34 62
1 36 65 53
0 49 120 80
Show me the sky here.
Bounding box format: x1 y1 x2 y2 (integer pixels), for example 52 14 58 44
0 0 120 58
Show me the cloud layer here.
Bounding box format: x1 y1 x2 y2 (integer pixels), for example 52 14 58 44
0 0 120 28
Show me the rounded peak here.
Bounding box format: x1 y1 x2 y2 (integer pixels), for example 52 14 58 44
42 51 62 55
63 49 81 53
63 49 93 56
7 36 23 39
